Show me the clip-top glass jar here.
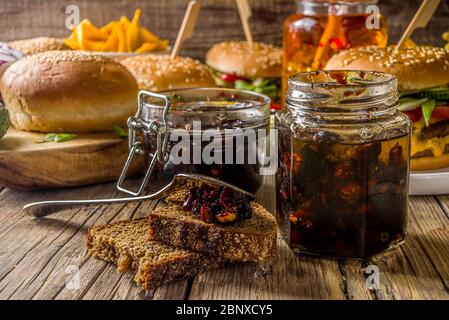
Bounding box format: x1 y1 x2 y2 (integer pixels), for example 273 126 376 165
282 0 388 101
119 88 271 196
276 70 411 258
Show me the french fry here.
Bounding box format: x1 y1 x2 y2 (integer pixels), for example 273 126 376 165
140 27 161 44
157 39 169 51
443 31 449 42
127 8 141 52
82 39 106 51
100 21 117 34
64 8 168 53
101 28 119 52
135 42 158 54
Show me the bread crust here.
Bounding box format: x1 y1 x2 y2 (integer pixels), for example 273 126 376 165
325 46 449 91
206 41 282 79
120 55 215 92
87 218 222 291
149 203 277 262
0 51 138 133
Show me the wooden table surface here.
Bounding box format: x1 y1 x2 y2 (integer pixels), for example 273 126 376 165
1 176 449 300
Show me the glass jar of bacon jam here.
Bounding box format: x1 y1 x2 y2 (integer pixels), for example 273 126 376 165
282 0 388 101
276 70 411 258
131 88 271 195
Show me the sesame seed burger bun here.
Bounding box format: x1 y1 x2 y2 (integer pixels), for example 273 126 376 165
206 41 282 79
325 46 449 91
120 55 215 92
8 37 69 56
0 51 138 133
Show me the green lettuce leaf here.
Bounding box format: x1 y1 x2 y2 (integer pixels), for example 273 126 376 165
421 100 436 127
398 97 428 111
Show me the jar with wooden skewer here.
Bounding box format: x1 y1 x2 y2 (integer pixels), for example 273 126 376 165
282 0 388 104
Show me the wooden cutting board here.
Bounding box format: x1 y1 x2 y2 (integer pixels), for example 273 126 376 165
0 129 144 190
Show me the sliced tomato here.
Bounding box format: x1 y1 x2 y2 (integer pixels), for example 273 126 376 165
271 103 282 112
404 109 422 122
431 106 449 120
219 73 248 84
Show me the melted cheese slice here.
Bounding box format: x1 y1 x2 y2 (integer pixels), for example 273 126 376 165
412 119 449 157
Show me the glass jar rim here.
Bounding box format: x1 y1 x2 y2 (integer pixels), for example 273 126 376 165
142 87 271 112
286 70 398 114
298 0 378 5
289 70 397 90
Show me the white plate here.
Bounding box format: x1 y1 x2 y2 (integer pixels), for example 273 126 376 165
410 167 449 196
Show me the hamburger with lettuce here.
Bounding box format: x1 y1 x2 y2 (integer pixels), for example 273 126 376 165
206 41 282 111
325 45 449 171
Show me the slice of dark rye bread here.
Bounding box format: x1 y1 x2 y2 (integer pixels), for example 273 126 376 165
87 218 222 291
149 191 278 262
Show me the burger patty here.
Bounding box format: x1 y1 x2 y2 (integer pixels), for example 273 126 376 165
412 145 449 158
418 120 449 141
412 120 449 159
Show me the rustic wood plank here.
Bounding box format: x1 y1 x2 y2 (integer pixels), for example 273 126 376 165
336 196 449 300
1 177 449 299
189 175 347 300
0 184 117 290
0 184 128 299
366 197 449 300
189 233 346 300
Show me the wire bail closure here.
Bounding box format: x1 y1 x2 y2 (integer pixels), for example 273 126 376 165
117 90 171 196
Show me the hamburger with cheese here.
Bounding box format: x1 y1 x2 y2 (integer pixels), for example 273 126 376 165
206 41 282 111
325 45 449 171
120 55 215 92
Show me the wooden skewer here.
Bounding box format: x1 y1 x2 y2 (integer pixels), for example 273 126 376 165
396 0 441 51
170 0 201 59
236 0 254 49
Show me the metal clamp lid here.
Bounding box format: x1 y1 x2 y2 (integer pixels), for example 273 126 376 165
117 90 171 196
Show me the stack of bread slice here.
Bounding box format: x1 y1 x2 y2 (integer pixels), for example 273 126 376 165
87 190 277 291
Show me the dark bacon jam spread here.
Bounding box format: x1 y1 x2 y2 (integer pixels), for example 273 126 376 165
276 130 409 258
183 186 253 224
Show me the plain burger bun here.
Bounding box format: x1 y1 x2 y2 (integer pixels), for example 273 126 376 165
8 37 69 56
120 55 215 92
206 41 282 79
0 50 138 133
325 46 449 91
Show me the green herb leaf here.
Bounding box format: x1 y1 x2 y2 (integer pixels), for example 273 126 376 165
54 133 77 143
113 125 128 138
36 133 76 143
421 100 436 127
44 133 57 142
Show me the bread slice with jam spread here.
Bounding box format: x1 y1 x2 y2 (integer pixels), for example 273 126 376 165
149 188 277 262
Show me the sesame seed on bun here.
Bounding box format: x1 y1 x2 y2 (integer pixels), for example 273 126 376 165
120 55 215 92
206 41 282 79
8 37 69 56
325 45 449 92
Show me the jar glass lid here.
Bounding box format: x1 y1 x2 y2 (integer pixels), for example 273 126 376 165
287 70 398 112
